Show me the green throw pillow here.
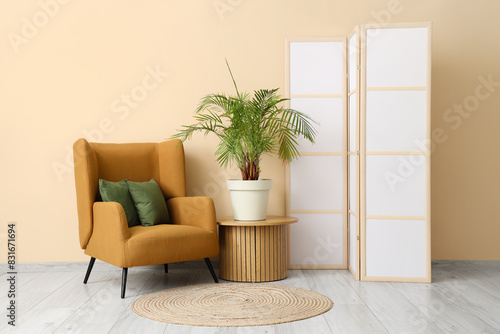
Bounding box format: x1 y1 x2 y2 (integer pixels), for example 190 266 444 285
99 179 140 227
127 179 170 226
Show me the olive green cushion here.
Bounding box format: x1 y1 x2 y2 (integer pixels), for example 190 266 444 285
99 179 140 227
127 179 170 226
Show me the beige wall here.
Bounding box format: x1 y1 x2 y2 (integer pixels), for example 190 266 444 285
1 0 499 262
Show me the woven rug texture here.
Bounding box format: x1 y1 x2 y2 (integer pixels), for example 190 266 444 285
131 283 333 327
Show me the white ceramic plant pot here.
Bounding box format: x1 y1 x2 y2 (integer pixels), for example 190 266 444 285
227 179 273 221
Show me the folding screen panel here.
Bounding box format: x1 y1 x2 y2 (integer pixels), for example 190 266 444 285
347 27 360 279
358 23 431 282
286 39 347 269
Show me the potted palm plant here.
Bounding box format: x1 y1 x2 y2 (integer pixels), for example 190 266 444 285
172 61 317 220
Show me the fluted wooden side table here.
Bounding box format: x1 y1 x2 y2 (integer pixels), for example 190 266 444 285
218 215 298 282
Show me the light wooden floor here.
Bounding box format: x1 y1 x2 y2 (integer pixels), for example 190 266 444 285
1 260 499 333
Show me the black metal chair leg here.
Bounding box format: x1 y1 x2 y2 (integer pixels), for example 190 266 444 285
121 268 128 299
164 264 168 273
83 257 96 284
204 258 218 283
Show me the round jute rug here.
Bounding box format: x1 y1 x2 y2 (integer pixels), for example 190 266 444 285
131 283 333 327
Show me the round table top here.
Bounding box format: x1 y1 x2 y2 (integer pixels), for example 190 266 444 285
217 215 298 226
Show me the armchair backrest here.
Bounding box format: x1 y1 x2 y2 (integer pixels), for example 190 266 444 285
73 138 186 249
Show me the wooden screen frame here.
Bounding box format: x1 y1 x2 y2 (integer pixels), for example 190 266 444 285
285 37 348 270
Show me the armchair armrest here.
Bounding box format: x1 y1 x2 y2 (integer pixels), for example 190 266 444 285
92 202 132 243
167 197 217 233
85 202 132 268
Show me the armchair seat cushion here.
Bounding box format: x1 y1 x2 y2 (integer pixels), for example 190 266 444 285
125 224 219 267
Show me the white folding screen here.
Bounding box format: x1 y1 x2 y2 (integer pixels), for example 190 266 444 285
286 39 347 269
286 23 431 282
358 24 431 282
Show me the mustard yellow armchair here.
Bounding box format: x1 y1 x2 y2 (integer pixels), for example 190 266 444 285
73 138 219 298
